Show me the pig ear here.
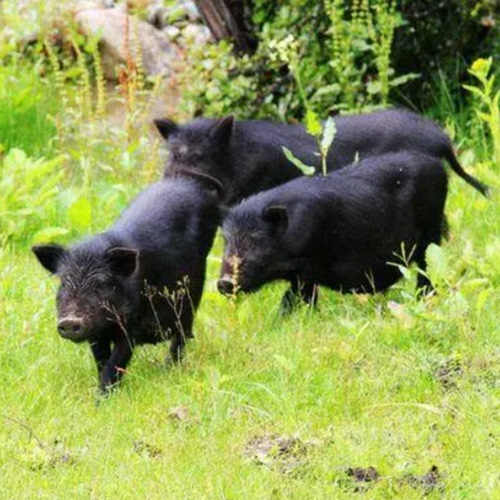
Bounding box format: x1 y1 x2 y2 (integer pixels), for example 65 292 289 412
262 205 288 233
32 244 67 274
154 118 178 139
210 115 234 143
107 247 139 277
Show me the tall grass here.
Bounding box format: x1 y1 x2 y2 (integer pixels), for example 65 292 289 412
0 65 58 156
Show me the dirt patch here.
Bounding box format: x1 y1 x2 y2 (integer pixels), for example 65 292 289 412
168 405 191 422
133 440 162 459
243 433 311 474
402 465 442 493
167 405 199 425
435 358 463 390
24 440 75 471
346 466 380 483
338 466 381 491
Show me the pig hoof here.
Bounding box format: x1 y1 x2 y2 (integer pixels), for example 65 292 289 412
164 354 183 368
279 290 300 316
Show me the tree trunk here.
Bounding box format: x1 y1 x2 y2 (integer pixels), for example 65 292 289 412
194 0 257 54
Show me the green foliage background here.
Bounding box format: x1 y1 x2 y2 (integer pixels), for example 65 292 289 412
180 0 499 119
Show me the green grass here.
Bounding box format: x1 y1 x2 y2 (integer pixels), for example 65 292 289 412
1 167 499 499
0 29 499 498
0 65 58 156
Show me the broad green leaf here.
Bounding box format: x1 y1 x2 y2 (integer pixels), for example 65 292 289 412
426 243 448 287
477 111 492 125
282 147 315 176
366 80 382 95
389 72 420 87
463 85 486 100
460 278 489 295
320 116 336 156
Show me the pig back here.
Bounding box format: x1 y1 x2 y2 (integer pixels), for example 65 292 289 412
107 178 219 306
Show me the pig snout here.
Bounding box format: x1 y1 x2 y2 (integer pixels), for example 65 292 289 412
217 275 235 296
57 316 86 341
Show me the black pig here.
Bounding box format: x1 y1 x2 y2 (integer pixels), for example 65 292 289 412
154 109 489 205
218 152 450 313
32 178 219 391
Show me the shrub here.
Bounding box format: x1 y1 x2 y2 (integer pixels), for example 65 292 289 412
179 0 498 119
0 148 66 246
179 0 418 119
392 0 499 106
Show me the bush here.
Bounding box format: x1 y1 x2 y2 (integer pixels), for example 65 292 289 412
392 0 499 106
0 148 66 246
179 0 499 119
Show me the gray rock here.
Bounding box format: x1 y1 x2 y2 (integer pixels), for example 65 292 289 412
147 0 201 30
162 25 181 41
76 1 107 10
180 0 200 21
76 8 180 80
147 2 169 29
181 23 211 45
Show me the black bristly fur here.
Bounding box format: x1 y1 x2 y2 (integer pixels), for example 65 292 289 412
155 108 489 206
218 152 449 313
32 178 219 392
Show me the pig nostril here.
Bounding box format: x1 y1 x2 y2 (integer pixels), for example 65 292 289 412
57 319 83 337
217 278 234 296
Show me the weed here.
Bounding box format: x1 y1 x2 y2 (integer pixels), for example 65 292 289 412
464 57 500 169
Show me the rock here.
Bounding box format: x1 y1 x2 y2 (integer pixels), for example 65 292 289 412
147 3 169 29
181 0 201 22
147 0 201 30
76 8 180 80
181 24 211 46
76 0 111 10
163 25 181 41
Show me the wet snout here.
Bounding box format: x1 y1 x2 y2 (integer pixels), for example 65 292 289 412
217 275 235 296
57 316 86 341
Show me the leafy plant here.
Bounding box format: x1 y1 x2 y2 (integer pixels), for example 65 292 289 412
0 148 67 245
0 65 58 156
463 57 500 168
180 0 420 120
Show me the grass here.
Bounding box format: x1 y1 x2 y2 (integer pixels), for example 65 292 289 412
0 20 499 498
0 65 58 156
1 168 499 499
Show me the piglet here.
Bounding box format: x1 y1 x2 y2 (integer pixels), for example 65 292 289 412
33 177 219 392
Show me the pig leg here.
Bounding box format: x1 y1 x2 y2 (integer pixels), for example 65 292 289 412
280 277 318 315
99 337 133 391
90 340 112 372
168 317 193 363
